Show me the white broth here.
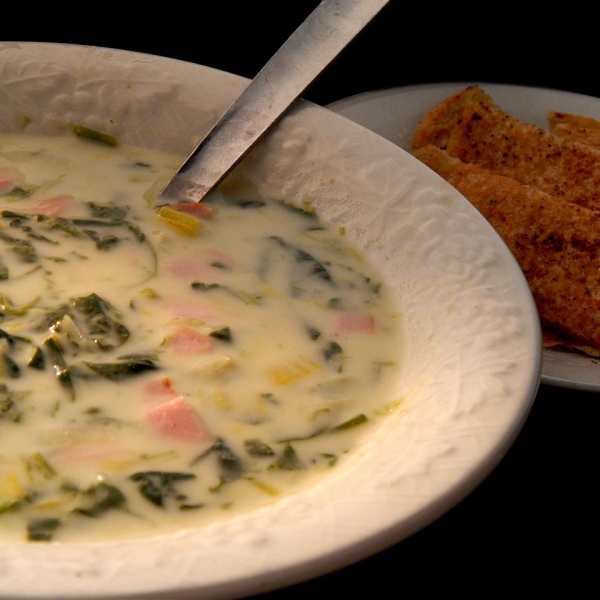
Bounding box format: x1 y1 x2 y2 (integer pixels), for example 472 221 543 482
0 130 403 542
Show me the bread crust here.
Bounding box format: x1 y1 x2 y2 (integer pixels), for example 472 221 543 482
412 85 493 150
413 85 600 211
414 144 600 355
548 111 600 148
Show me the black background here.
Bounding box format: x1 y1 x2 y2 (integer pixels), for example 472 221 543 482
4 1 599 597
10 1 600 105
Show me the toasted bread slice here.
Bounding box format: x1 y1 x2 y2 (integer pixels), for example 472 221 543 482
548 111 600 148
413 144 600 355
412 85 494 150
414 85 600 211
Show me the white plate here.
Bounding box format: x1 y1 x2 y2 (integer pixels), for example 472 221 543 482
0 49 541 599
328 82 600 392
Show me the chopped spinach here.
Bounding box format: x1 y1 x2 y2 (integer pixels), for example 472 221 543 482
0 231 38 263
72 482 127 517
1 210 30 220
0 383 25 422
71 293 130 350
270 236 333 284
129 471 196 508
191 282 261 304
87 202 129 220
25 452 57 481
0 328 31 347
305 325 321 340
277 413 368 443
84 355 157 381
210 327 232 342
43 336 75 400
192 437 244 488
278 200 317 217
27 346 45 369
244 439 275 457
270 444 304 471
2 353 20 378
322 341 343 361
329 413 368 432
321 453 338 467
27 517 62 541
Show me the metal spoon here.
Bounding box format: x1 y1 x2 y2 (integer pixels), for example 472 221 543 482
160 0 390 204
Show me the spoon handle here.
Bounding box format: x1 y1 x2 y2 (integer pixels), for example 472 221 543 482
160 0 390 204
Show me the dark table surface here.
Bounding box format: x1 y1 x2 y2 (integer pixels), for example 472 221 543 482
6 1 600 596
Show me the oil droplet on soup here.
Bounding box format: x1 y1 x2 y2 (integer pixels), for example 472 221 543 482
0 131 402 542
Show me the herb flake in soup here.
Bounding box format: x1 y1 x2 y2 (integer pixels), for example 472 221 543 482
0 131 402 542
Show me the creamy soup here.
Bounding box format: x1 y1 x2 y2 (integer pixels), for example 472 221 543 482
0 130 402 542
